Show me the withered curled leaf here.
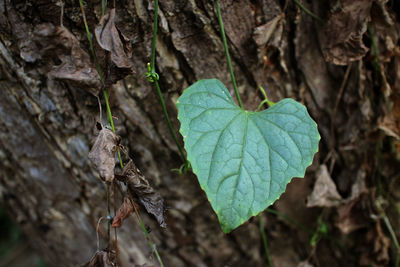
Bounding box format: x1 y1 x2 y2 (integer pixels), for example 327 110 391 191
80 250 116 267
95 8 133 86
116 160 166 228
33 23 102 96
320 0 372 65
112 197 134 228
88 123 121 183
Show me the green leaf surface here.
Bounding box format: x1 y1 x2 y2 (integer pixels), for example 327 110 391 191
177 79 320 233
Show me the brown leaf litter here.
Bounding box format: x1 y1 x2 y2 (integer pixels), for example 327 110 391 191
307 165 343 208
307 165 369 234
319 0 372 65
116 159 166 228
88 123 121 183
33 23 102 96
335 169 368 234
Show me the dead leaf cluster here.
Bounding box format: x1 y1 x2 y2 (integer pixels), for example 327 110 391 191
85 121 165 266
320 0 372 65
307 165 369 234
88 123 165 228
32 24 102 96
28 8 134 97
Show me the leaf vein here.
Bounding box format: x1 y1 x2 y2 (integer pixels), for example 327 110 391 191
207 112 243 189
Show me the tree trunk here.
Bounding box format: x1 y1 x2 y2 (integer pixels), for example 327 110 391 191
1 0 399 266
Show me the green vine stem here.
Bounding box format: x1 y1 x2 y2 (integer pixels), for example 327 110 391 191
101 0 106 16
376 198 400 267
259 214 273 267
256 86 275 111
147 0 187 163
215 0 243 109
128 193 164 267
265 208 312 234
292 0 323 23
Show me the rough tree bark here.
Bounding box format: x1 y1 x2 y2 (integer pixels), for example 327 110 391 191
1 0 399 266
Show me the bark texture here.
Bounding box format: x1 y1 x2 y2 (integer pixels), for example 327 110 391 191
1 0 400 266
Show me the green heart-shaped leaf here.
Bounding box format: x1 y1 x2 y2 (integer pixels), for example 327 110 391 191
177 79 320 233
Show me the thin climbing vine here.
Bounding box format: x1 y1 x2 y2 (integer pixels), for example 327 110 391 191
145 0 188 167
78 1 165 266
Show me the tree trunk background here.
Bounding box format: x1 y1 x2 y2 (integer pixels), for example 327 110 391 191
1 0 400 266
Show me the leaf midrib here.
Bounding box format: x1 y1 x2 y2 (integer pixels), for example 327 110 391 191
228 112 252 217
206 111 243 189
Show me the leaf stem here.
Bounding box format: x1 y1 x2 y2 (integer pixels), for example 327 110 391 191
259 214 273 267
104 89 124 169
256 100 271 112
266 208 313 234
215 0 243 109
148 0 187 163
256 86 275 111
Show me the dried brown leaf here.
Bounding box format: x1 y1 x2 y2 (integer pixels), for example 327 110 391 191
320 0 372 65
88 124 121 183
252 15 283 60
335 169 368 234
348 169 367 201
307 165 343 208
116 160 166 228
80 250 116 267
33 23 102 96
112 197 134 228
378 115 399 139
335 199 366 234
95 8 133 86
